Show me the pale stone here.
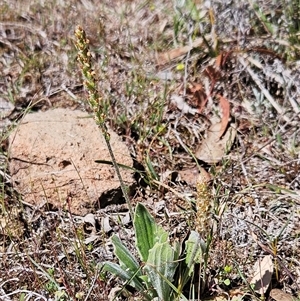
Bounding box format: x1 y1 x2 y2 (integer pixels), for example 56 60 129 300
8 109 134 215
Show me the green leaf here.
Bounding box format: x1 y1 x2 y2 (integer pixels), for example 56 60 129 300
223 278 231 286
145 154 159 181
134 203 168 262
101 262 133 283
145 242 178 301
173 240 181 262
155 225 169 244
185 231 203 272
101 262 145 291
176 231 205 292
111 235 141 277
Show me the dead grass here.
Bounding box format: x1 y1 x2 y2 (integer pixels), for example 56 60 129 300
0 0 300 300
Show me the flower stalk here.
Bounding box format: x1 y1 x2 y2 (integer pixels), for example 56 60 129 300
74 25 134 219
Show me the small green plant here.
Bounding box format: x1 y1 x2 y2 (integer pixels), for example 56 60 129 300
218 265 233 287
44 268 57 294
100 203 206 300
74 25 214 300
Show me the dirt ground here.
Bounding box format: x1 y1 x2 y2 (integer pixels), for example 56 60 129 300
0 0 300 300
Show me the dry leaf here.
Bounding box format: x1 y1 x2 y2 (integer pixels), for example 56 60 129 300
195 122 237 163
83 213 97 234
204 65 221 82
197 166 211 184
83 213 96 227
160 169 175 183
178 167 200 186
188 83 208 113
270 289 295 301
215 53 224 68
189 83 203 94
156 37 204 65
178 166 211 186
101 216 112 233
211 295 227 301
170 94 198 115
229 288 246 299
250 255 274 295
217 94 231 138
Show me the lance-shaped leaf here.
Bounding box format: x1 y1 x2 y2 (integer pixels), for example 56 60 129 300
134 203 168 262
145 242 178 301
101 262 145 291
111 235 141 277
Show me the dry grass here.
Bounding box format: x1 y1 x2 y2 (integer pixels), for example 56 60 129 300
0 0 300 300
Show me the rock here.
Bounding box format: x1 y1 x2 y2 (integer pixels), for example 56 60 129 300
8 108 134 215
